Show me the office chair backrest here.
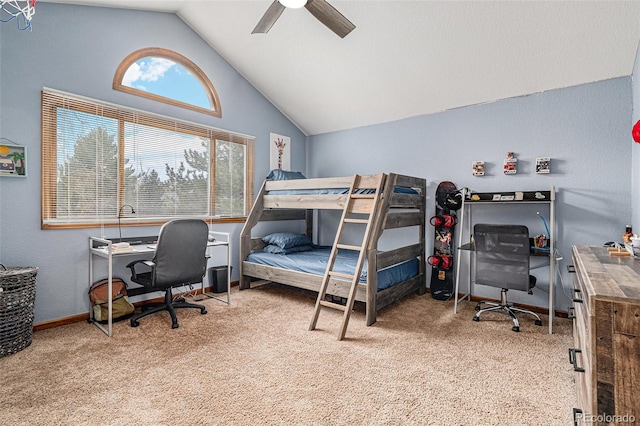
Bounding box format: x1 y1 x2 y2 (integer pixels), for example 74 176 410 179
473 224 530 291
152 219 209 288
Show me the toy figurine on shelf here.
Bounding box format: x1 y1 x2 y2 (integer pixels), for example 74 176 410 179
623 225 633 243
472 160 485 176
503 152 517 175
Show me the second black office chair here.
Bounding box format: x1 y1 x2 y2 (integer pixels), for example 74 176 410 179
472 223 543 332
127 219 209 329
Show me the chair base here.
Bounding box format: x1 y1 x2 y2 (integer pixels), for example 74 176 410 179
130 289 207 329
472 289 543 332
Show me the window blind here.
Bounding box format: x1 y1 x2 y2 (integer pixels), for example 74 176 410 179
41 88 254 228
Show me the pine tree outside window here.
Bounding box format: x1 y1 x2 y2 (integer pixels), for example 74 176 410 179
41 89 253 229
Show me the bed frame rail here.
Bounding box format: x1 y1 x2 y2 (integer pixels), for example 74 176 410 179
239 172 428 323
377 243 423 269
264 175 383 192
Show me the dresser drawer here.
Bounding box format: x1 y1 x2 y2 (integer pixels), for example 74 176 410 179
570 331 592 417
572 269 591 367
570 257 593 419
572 291 589 340
571 259 590 317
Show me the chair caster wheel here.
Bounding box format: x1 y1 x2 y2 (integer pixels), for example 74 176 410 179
131 321 139 327
512 326 520 332
200 308 207 315
472 316 480 322
475 305 481 311
535 319 543 326
172 323 179 329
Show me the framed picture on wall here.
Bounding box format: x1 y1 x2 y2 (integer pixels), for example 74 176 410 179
270 133 291 170
0 142 27 177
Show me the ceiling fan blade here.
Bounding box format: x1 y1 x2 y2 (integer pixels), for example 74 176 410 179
305 0 355 38
252 0 286 34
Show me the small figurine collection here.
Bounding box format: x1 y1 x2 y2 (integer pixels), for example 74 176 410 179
471 152 551 176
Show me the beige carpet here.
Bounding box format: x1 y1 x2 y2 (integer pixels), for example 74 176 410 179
0 284 576 425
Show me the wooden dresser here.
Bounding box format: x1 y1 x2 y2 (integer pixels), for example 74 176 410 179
571 245 640 425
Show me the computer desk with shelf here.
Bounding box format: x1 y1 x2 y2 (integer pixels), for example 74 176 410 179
453 187 558 334
89 231 230 337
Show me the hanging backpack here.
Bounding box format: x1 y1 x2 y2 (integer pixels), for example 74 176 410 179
88 277 135 323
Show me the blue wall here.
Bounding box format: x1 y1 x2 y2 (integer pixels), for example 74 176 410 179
308 78 633 312
0 3 306 323
0 3 636 323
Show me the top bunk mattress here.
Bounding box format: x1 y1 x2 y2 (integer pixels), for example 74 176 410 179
265 169 419 196
267 186 419 195
245 246 419 291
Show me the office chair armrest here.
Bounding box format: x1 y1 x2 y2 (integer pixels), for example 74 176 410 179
126 259 155 280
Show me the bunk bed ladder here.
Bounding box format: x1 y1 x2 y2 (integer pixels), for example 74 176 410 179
309 173 386 340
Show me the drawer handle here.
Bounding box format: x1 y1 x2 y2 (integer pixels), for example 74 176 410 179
573 408 583 425
568 348 585 373
572 291 583 303
567 265 575 273
568 307 575 320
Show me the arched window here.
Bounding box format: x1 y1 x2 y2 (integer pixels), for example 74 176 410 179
113 47 221 117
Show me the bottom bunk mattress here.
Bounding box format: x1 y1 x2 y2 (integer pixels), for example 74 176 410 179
245 246 419 291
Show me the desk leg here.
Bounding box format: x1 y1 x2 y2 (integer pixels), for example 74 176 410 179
454 202 471 314
199 241 231 305
107 254 113 336
548 254 555 335
89 241 113 337
548 198 555 335
89 241 94 323
454 247 462 314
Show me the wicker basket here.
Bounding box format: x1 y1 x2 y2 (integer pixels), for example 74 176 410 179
0 265 38 357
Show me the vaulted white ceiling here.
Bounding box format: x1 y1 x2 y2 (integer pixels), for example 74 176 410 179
39 1 640 136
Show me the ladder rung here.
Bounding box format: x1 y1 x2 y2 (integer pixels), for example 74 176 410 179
336 244 362 251
309 174 386 340
329 271 353 279
344 218 368 224
320 300 347 311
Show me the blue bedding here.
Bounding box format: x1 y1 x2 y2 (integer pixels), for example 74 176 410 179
246 246 419 291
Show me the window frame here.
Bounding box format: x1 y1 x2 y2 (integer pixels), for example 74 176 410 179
41 88 253 230
113 47 222 118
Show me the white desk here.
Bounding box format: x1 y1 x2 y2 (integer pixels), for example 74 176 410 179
89 232 230 336
453 187 557 334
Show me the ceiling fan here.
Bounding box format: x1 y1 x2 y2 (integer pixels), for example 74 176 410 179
252 0 355 39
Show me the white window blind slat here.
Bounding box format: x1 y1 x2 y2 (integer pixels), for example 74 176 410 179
42 89 254 228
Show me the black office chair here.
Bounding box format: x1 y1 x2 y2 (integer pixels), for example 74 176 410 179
127 219 209 329
472 223 543 332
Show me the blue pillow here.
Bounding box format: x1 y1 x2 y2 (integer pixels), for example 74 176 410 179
263 244 314 255
262 232 312 249
394 186 419 194
266 169 306 181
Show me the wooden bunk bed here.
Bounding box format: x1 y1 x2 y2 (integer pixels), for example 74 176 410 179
239 172 427 327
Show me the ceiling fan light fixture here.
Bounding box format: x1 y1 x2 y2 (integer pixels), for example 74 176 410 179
254 0 355 38
279 0 307 9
